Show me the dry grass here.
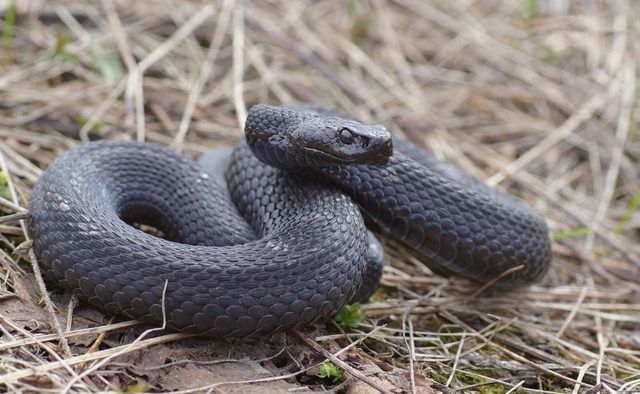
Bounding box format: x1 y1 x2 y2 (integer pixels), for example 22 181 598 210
0 0 639 392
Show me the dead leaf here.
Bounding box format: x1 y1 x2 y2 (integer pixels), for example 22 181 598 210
347 377 400 394
158 360 298 393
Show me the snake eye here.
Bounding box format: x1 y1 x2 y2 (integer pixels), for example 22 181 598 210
339 128 354 144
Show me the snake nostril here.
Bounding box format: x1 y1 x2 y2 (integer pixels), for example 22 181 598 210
361 136 379 150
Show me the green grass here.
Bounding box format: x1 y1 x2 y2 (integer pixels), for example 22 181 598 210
91 46 122 84
51 35 77 63
0 171 12 200
523 0 538 19
615 189 640 234
75 116 106 134
2 0 15 51
551 227 594 241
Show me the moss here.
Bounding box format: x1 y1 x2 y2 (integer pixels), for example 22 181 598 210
334 303 364 330
0 171 12 200
316 361 342 382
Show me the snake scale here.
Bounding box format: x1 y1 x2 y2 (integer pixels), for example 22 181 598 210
28 104 552 337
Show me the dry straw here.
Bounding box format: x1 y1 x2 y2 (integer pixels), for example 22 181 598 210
0 0 639 392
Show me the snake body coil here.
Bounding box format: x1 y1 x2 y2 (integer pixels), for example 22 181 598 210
28 104 551 337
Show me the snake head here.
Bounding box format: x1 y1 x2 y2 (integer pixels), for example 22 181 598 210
291 117 393 165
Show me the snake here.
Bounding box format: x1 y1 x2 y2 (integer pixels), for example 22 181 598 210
28 104 552 337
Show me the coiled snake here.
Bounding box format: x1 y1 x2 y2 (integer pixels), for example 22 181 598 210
28 104 551 337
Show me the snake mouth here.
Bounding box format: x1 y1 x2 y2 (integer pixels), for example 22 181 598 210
298 130 394 166
301 146 391 166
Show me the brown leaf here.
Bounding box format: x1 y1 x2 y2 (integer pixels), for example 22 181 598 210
158 360 298 393
347 377 400 394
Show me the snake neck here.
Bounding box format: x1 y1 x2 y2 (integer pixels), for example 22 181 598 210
245 104 329 171
245 104 304 142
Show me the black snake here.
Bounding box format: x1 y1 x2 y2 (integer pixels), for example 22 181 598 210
28 104 551 337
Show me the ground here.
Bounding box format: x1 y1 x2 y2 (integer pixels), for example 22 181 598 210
0 0 639 393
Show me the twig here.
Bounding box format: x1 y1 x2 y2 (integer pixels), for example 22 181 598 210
0 332 192 385
61 280 170 393
555 286 588 339
0 196 27 213
467 264 524 299
572 360 595 394
445 334 465 387
232 0 247 128
173 0 233 152
27 248 72 357
126 4 217 141
292 328 394 394
0 150 72 357
0 320 140 352
585 60 636 249
486 92 609 186
0 313 80 383
0 211 30 224
402 312 417 394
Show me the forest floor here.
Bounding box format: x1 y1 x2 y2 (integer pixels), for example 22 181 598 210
0 1 639 393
